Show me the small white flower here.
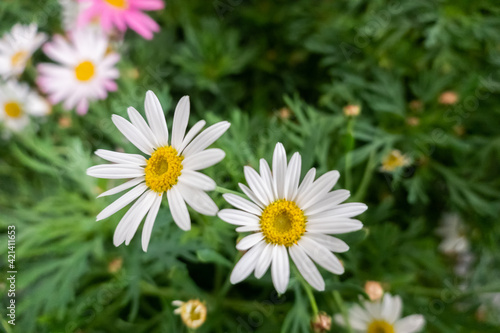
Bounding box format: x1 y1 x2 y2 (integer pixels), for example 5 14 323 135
87 91 230 251
172 299 207 329
0 23 47 79
37 28 119 115
0 80 51 133
218 143 367 293
436 213 469 255
335 293 425 333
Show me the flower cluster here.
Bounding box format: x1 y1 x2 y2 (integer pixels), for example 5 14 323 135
0 0 164 133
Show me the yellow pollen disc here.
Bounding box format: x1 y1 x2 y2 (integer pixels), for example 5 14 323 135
180 300 207 329
145 146 183 193
11 50 28 66
367 320 395 333
104 0 128 9
74 61 95 82
260 199 306 247
4 101 22 118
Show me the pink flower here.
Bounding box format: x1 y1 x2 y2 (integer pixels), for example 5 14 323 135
77 0 165 40
37 29 120 115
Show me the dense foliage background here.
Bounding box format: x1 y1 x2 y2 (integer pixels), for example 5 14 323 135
1 0 500 332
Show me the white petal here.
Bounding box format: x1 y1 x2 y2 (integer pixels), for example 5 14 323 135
239 183 265 208
254 243 273 278
299 236 344 274
383 294 402 324
167 186 191 231
293 168 316 202
284 152 301 200
271 245 290 294
218 209 260 226
113 193 148 247
182 121 230 157
222 193 262 216
178 184 218 216
95 149 147 165
236 233 264 251
272 143 287 199
299 170 340 210
230 242 266 284
171 96 190 150
87 164 145 179
124 190 157 245
308 203 368 219
141 192 162 252
244 166 271 206
304 189 351 216
182 148 225 171
98 177 145 198
394 315 425 333
259 159 276 203
304 232 349 253
177 120 205 153
289 245 325 291
306 218 363 234
144 90 169 146
177 169 216 191
236 225 262 232
112 115 154 155
96 183 148 221
127 106 159 147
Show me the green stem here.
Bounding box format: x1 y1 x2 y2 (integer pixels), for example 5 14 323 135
332 290 353 333
352 149 376 202
215 186 243 196
294 267 319 316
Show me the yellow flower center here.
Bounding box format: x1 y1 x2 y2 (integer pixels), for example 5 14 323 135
11 50 28 66
381 150 409 172
260 199 306 247
104 0 128 9
179 300 207 329
367 320 395 333
74 61 95 82
4 101 22 118
144 146 183 193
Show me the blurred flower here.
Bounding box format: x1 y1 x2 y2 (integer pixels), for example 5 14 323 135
335 293 425 333
59 0 93 32
365 281 384 301
108 257 123 273
453 125 465 136
343 104 361 117
37 28 120 115
406 117 419 127
408 100 423 112
439 91 458 105
278 107 291 120
0 23 46 79
380 150 411 172
218 143 367 293
58 116 72 128
0 80 50 132
77 0 165 40
172 299 207 330
311 312 331 333
87 91 230 251
436 213 469 256
125 67 140 80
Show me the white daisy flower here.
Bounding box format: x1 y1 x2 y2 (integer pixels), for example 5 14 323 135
37 28 119 115
87 91 230 251
436 213 469 255
218 143 367 293
335 293 425 333
0 80 51 133
0 23 47 79
172 299 207 329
